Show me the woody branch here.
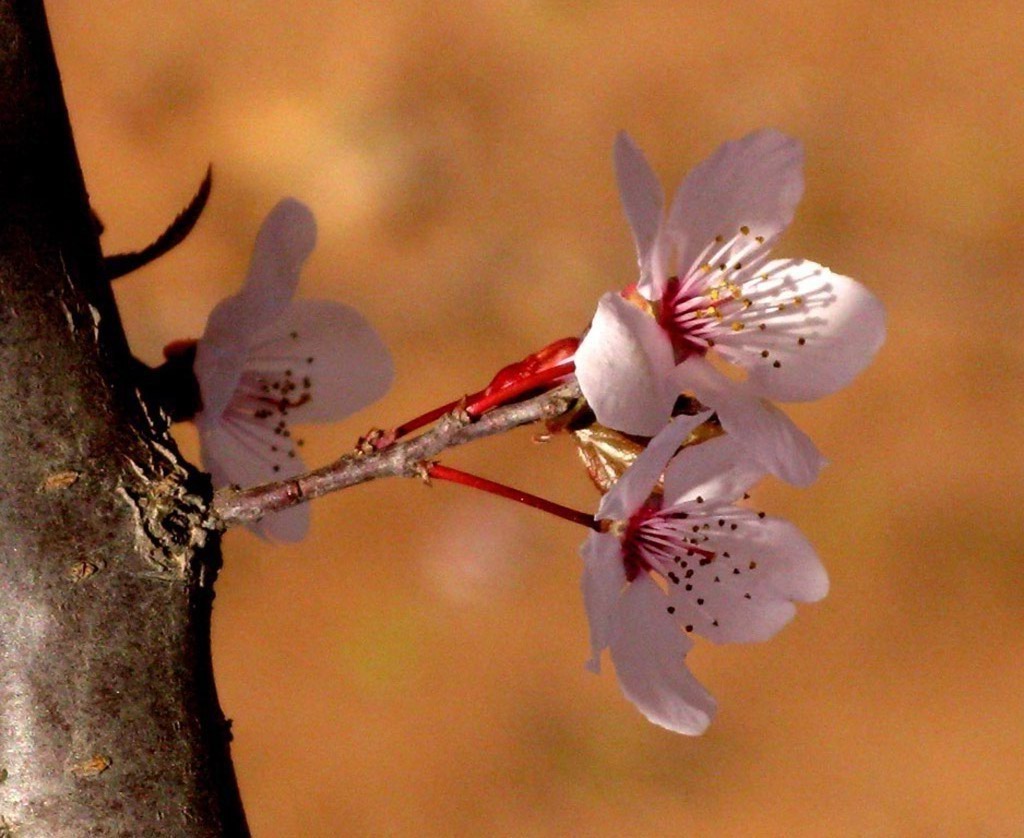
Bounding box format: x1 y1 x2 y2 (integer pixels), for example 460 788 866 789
211 380 583 528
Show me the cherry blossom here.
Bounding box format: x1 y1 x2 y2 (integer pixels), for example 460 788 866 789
581 413 828 734
194 199 393 541
575 130 886 486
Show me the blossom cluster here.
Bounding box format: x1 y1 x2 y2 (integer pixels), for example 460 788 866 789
570 130 885 732
177 130 883 735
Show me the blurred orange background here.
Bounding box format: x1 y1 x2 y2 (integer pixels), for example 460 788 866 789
48 1 1024 834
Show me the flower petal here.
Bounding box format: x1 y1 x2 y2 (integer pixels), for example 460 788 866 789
197 414 310 542
607 574 716 735
580 532 627 673
673 357 825 487
241 199 317 321
245 300 394 423
613 132 665 298
196 199 318 418
194 338 249 419
662 433 765 507
596 411 710 522
724 514 828 603
664 130 804 279
715 259 887 402
576 292 678 437
665 510 827 644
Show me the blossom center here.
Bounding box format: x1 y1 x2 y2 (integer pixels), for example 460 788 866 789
656 226 771 362
620 499 716 583
225 331 317 473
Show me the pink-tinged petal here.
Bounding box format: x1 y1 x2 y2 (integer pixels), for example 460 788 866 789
716 259 886 402
194 338 248 419
613 132 665 298
202 199 316 350
244 300 394 423
576 292 678 437
239 199 317 320
580 533 627 673
607 574 716 735
197 414 310 542
664 130 804 278
597 411 710 522
196 199 319 417
716 397 824 488
666 577 795 646
662 507 825 644
659 510 794 639
673 357 826 487
662 434 765 507
197 412 306 491
714 515 828 603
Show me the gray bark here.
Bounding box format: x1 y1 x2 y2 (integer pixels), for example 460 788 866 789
0 1 248 834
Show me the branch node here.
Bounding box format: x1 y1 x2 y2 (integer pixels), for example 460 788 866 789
411 461 433 484
356 427 392 455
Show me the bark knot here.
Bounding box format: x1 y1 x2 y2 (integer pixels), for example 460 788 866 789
119 460 212 580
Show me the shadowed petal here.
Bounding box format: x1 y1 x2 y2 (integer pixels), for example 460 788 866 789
197 199 318 417
580 533 627 673
608 574 716 735
198 415 310 542
238 199 317 323
673 357 825 487
614 132 665 298
246 300 394 423
662 433 765 507
597 411 709 522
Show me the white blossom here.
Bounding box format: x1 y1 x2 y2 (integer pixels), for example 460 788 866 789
581 413 828 734
195 199 393 541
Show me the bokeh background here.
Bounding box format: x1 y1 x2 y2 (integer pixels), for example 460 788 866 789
48 1 1024 834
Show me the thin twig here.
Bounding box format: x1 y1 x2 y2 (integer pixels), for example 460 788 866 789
210 380 583 529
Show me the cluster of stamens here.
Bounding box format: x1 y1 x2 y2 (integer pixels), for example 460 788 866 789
225 330 316 473
619 493 764 634
656 225 820 371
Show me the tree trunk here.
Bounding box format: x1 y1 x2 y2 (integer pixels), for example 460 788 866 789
0 1 247 834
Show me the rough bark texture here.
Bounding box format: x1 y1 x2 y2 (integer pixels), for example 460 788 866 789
0 2 247 834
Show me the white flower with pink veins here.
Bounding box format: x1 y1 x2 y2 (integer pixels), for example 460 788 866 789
194 198 394 541
581 412 828 734
575 130 886 487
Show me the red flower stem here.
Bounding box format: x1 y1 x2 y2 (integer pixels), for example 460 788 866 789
464 359 576 418
390 391 484 441
388 359 577 444
427 463 598 531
